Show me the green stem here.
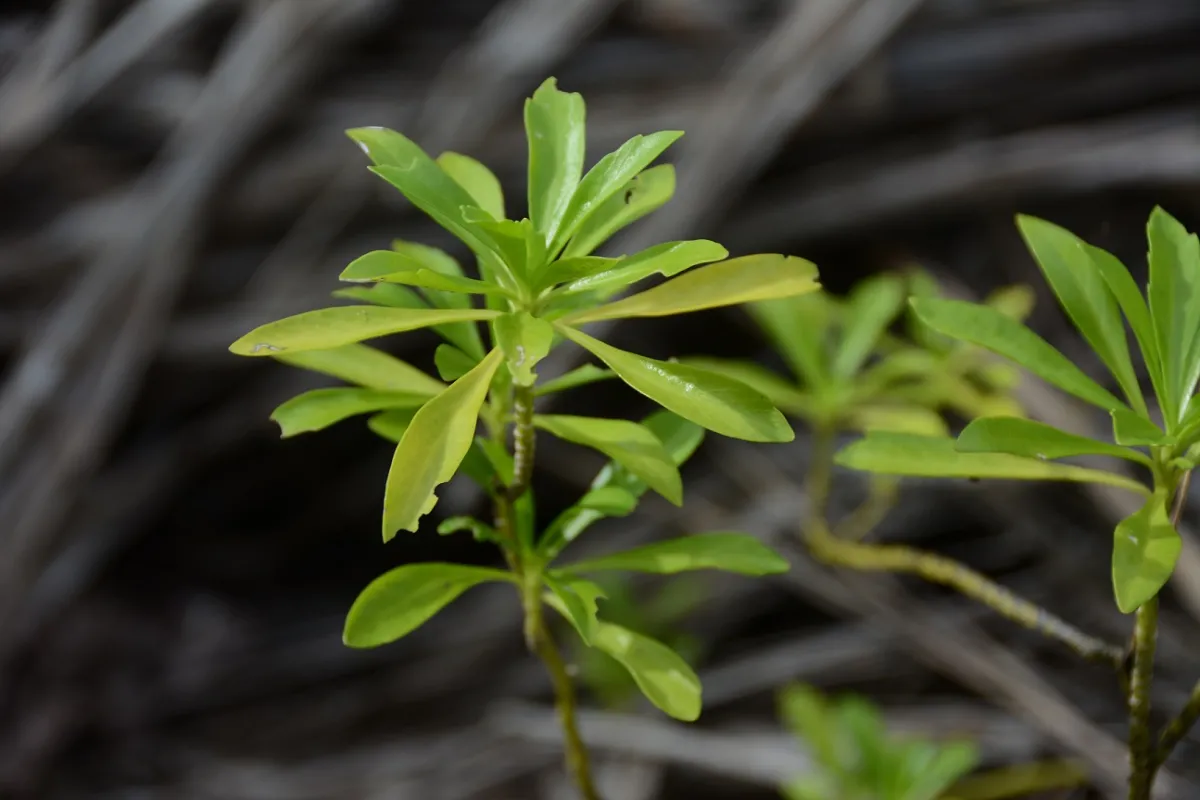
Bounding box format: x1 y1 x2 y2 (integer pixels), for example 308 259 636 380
508 383 536 500
1127 597 1158 800
1155 679 1200 770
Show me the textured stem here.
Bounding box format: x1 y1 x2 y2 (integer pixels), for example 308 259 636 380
1127 597 1158 800
508 383 536 499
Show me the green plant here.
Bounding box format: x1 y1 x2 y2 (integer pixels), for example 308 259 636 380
229 77 816 799
832 208 1200 797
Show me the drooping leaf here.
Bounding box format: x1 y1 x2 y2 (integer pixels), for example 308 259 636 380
435 343 478 381
543 574 605 646
524 77 586 246
1113 489 1181 613
230 307 500 356
557 240 727 297
1148 207 1200 426
367 408 419 442
340 250 499 295
343 563 514 648
273 343 445 395
271 388 429 437
534 414 683 504
749 294 834 390
557 532 789 576
564 254 820 324
1111 407 1170 446
552 130 684 253
494 311 555 386
831 274 906 379
910 297 1126 412
835 432 1149 495
678 358 810 417
437 151 505 221
585 619 701 721
534 363 615 396
564 164 676 259
957 416 1151 466
382 349 504 538
1017 215 1145 413
558 325 794 442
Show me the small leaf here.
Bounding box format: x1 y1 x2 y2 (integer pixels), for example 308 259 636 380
565 164 676 259
848 406 948 436
437 516 499 542
437 151 505 220
334 282 427 310
271 388 428 437
544 574 605 646
575 486 639 516
230 307 500 356
957 416 1151 466
274 343 445 395
525 78 586 245
558 325 794 442
435 343 478 381
557 240 727 297
910 297 1126 412
558 532 789 576
836 432 1149 495
534 414 683 504
383 349 504 538
563 254 820 324
343 563 514 648
1112 407 1169 446
585 620 701 721
832 274 906 379
553 130 684 253
494 311 555 386
749 294 833 389
340 251 499 295
1113 489 1182 613
535 363 615 396
367 408 419 442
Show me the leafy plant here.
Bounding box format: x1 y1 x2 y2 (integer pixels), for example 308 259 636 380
229 77 812 799
831 208 1200 797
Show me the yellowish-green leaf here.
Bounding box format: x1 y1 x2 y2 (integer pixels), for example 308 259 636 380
231 307 500 356
557 532 788 576
343 563 514 648
535 363 614 396
340 251 499 294
367 408 419 443
958 416 1151 466
273 343 445 395
525 78 586 245
1113 489 1181 613
564 163 675 259
1148 206 1200 425
832 274 906 379
383 349 504 538
586 620 701 721
677 357 810 417
1111 407 1169 446
494 311 555 386
749 294 833 389
271 388 428 437
558 240 727 297
437 151 505 220
434 343 477 381
543 574 605 646
848 405 948 436
332 283 426 309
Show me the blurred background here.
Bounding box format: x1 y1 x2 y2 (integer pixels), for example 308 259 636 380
3 0 1200 797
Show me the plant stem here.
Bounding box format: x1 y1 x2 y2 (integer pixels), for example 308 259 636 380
1127 597 1158 800
1155 679 1200 770
509 383 536 499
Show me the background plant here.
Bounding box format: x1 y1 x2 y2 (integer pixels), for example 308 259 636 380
228 77 817 799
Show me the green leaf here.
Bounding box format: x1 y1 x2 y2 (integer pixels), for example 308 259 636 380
390 239 464 279
525 77 586 245
1113 489 1181 613
575 486 639 516
535 363 614 396
534 414 683 504
848 406 948 436
553 130 684 253
1148 207 1200 426
901 741 978 800
832 274 906 379
749 294 833 389
436 151 505 221
471 215 536 279
585 620 701 721
437 516 499 542
1112 407 1169 446
343 563 514 648
334 281 427 310
1089 242 1165 409
836 432 1149 495
779 685 836 768
1017 215 1145 413
544 574 605 645
678 358 810 417
476 436 515 486
435 344 477 381
563 254 820 324
494 311 555 386
558 532 788 576
557 325 794 442
367 408 419 442
271 388 429 437
537 256 621 289
340 251 499 295
230 307 501 356
273 343 445 395
557 240 727 297
957 416 1151 466
383 349 504 538
909 297 1126 412
565 164 676 259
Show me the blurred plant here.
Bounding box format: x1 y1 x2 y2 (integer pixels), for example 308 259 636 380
228 77 815 799
835 208 1200 797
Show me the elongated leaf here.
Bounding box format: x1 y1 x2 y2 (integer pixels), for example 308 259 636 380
525 78 586 245
679 358 810 417
437 516 499 543
1148 207 1200 426
1112 407 1169 446
437 151 505 220
558 240 727 296
587 620 701 721
565 164 675 258
231 307 500 356
836 432 1149 495
1113 490 1181 613
333 283 426 309
494 311 555 386
749 294 833 389
368 408 419 443
832 274 906 379
334 273 485 360
434 344 476 381
1018 215 1145 412
564 254 820 324
902 742 979 800
343 563 513 648
848 406 947 436
383 349 504 538
273 343 445 395
558 325 794 442
957 416 1151 466
538 256 622 289
272 388 428 437
391 239 488 358
534 414 682 504
910 297 1126 412
1089 242 1165 406
391 239 463 277
779 685 838 771
535 363 614 396
543 574 605 646
575 486 638 516
558 532 788 576
553 130 684 253
341 251 499 295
